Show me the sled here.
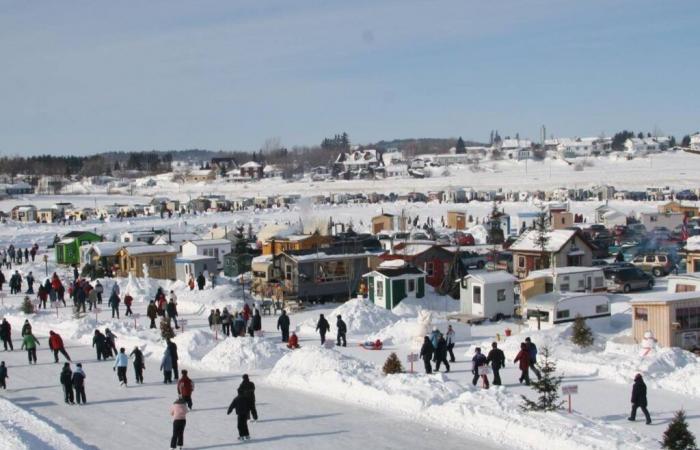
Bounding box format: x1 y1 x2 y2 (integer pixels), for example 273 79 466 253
359 340 383 350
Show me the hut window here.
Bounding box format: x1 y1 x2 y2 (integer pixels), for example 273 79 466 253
676 307 700 330
596 304 609 314
635 308 648 321
473 286 482 304
497 289 506 302
556 309 570 319
408 279 416 292
425 262 434 276
376 280 384 298
150 258 163 267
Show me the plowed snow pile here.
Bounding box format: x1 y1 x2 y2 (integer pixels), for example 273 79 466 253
200 337 285 371
297 298 399 336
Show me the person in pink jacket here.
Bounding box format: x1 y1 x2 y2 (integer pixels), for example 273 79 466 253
169 397 188 450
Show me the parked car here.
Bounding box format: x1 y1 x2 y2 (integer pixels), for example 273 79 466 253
453 231 475 246
459 251 488 269
631 253 672 277
604 267 654 293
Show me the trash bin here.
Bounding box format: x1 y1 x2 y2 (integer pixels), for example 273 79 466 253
505 328 512 337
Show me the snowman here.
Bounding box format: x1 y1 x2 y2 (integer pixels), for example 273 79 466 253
640 330 657 357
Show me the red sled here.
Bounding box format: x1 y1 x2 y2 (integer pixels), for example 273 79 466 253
360 339 383 350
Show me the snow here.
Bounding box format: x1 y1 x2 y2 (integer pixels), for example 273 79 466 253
200 336 286 372
509 229 577 252
0 397 83 450
304 297 399 336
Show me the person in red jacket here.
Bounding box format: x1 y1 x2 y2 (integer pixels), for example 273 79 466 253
514 342 530 385
48 331 72 363
124 293 134 317
287 332 300 349
176 369 194 410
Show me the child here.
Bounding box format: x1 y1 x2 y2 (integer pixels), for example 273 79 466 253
161 348 173 384
0 361 7 389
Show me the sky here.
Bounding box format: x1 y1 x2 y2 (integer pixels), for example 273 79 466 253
0 0 698 156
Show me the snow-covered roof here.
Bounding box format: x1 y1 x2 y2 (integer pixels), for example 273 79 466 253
465 270 517 284
509 229 579 253
527 292 609 308
687 236 700 252
176 255 217 263
154 233 200 244
120 245 177 255
184 239 231 247
525 266 603 280
89 242 146 257
501 139 532 149
289 250 376 263
252 255 273 264
240 161 262 168
630 291 700 305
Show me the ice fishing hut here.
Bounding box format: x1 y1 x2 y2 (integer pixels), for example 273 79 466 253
364 260 426 309
460 271 518 321
525 292 611 329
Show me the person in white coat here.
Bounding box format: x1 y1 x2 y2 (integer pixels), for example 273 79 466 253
113 347 129 386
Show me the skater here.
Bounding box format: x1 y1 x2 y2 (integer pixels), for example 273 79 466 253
0 318 12 351
227 390 251 441
161 348 173 384
25 271 34 294
21 320 32 337
232 313 245 337
0 361 7 389
471 347 489 388
277 310 290 342
196 272 205 290
108 290 120 318
72 363 86 404
628 373 652 425
430 326 440 362
0 269 4 291
167 339 179 380
238 374 257 421
336 314 347 347
166 298 179 329
170 396 188 450
525 337 542 380
21 332 39 364
316 314 330 345
287 331 300 349
420 336 433 374
124 293 133 316
130 346 145 384
445 324 456 362
434 334 450 373
92 330 107 360
113 347 129 386
49 331 72 363
486 342 505 386
94 280 103 304
251 309 262 337
221 308 231 336
60 362 75 404
105 328 118 357
88 286 98 311
177 369 194 410
514 342 531 385
147 300 158 329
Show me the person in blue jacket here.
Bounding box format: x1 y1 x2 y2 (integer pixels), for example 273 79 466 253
429 327 441 362
525 337 542 380
113 347 129 386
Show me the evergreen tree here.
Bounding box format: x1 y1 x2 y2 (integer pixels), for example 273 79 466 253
669 136 677 148
681 135 691 148
570 315 594 348
21 296 34 314
487 201 504 245
160 318 175 340
662 410 698 450
533 209 550 269
382 352 404 375
521 347 563 412
456 137 466 154
637 132 644 139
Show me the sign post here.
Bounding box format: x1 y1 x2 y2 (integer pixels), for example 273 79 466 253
406 353 418 373
132 313 141 329
562 385 578 413
94 307 101 322
180 319 188 334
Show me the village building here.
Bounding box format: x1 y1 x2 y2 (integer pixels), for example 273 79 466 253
509 229 595 278
657 201 699 218
380 243 455 288
371 213 407 234
446 211 467 230
116 245 178 280
519 266 606 310
631 291 700 350
181 239 232 270
637 211 684 231
526 292 611 329
687 236 700 273
175 255 218 283
363 260 426 309
55 231 103 266
239 161 264 179
459 271 517 320
261 232 330 256
10 205 37 222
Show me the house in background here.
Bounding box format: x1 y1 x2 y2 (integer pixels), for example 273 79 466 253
55 231 102 265
181 239 232 270
526 292 611 329
10 205 37 222
185 169 216 183
631 292 700 350
380 243 455 288
364 260 426 310
175 255 218 283
690 132 700 152
447 211 467 230
657 201 699 218
120 229 167 244
116 245 178 280
239 161 264 179
638 211 684 231
371 213 407 234
459 271 517 320
261 232 330 256
81 242 147 273
509 229 595 278
687 236 700 273
519 266 606 310
152 233 201 252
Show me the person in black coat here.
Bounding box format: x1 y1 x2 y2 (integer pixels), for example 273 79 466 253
419 336 433 374
60 363 74 404
238 374 258 421
628 373 651 424
336 315 347 347
316 314 330 345
167 339 179 381
196 273 205 290
486 342 505 386
277 311 290 342
0 319 12 351
130 346 145 384
92 330 106 360
434 334 450 372
227 391 251 441
250 309 262 337
166 299 179 329
72 363 86 404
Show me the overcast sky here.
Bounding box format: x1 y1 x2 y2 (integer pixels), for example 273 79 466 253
1 0 698 156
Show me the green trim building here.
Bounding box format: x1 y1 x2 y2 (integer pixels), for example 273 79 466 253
364 264 426 310
55 231 102 265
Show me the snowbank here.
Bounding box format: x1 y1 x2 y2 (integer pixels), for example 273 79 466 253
0 397 83 450
366 318 420 346
297 298 399 336
200 337 285 371
268 347 653 450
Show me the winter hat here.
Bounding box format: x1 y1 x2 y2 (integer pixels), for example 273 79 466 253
76 363 82 367
242 374 249 381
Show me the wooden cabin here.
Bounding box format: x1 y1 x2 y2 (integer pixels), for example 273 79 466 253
631 292 700 350
116 245 178 280
261 232 330 256
447 211 467 230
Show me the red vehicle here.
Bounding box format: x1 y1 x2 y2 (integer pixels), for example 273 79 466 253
454 232 475 246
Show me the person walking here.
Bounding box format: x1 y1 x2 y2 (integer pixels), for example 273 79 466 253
471 347 489 388
277 310 290 342
147 300 158 329
88 286 98 311
166 299 179 329
251 309 262 337
109 291 120 319
420 336 434 374
336 315 347 347
48 331 72 363
105 328 118 357
514 342 531 385
429 327 441 362
525 337 542 380
238 374 258 421
21 332 39 364
130 346 145 384
434 334 450 372
161 348 173 384
113 347 129 386
124 293 133 317
169 396 188 450
0 318 12 351
177 369 194 410
316 314 330 345
167 339 179 380
25 271 34 295
227 390 251 441
445 325 456 362
72 363 86 405
93 329 109 360
60 363 75 404
628 373 652 424
486 342 505 386
0 361 8 389
196 272 205 290
94 281 103 304
220 308 231 336
21 320 32 337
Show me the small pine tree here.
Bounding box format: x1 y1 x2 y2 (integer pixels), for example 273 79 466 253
382 352 404 375
160 318 175 340
21 296 34 314
570 315 594 348
533 209 550 269
662 410 698 450
521 347 564 412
